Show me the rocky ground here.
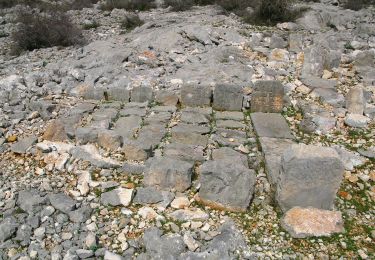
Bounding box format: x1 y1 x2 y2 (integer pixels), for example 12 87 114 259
0 1 374 259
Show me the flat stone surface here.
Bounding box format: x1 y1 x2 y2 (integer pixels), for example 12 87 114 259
301 76 337 89
164 143 205 163
11 135 37 154
346 87 365 115
216 119 246 129
180 111 210 125
171 124 210 146
49 193 76 214
211 128 247 148
197 160 256 212
215 111 244 121
311 88 345 107
211 147 248 167
281 207 344 238
251 80 284 113
169 209 209 222
251 113 294 139
180 83 212 107
259 137 296 187
276 144 344 212
144 158 194 192
213 84 243 111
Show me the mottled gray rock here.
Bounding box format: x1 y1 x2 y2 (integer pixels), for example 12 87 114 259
92 108 118 122
69 206 92 223
144 158 194 192
180 84 212 107
216 120 246 129
75 127 98 144
180 111 210 125
76 249 94 259
131 86 154 103
311 114 337 133
212 147 248 167
213 84 243 111
276 144 344 212
251 80 284 113
133 187 165 205
311 88 345 107
301 46 327 77
344 114 370 128
49 193 76 214
0 217 18 242
333 146 366 171
101 188 134 207
17 189 46 214
171 124 210 146
107 84 130 102
215 111 244 121
10 136 37 154
141 228 186 260
164 143 205 163
15 224 32 246
197 160 256 212
115 115 142 139
97 130 123 151
259 137 296 187
104 251 124 260
251 113 294 139
121 163 145 175
346 87 365 115
155 89 179 106
211 128 247 148
301 76 337 89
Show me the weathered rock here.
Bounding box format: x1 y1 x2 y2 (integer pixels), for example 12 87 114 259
197 160 256 212
70 144 121 169
131 86 154 103
301 76 337 89
213 84 243 111
101 188 134 207
144 158 194 192
0 217 18 242
75 127 98 144
133 187 164 205
281 207 344 238
259 137 296 187
155 89 179 106
43 120 68 142
311 88 345 107
141 228 186 259
171 124 210 146
346 87 365 115
49 193 76 214
164 143 205 163
344 114 370 128
180 83 212 107
97 130 123 151
211 147 248 167
11 135 37 154
251 80 284 113
104 251 124 260
17 189 46 214
276 144 344 212
251 113 294 139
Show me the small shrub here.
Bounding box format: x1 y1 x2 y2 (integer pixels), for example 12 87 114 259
343 0 375 11
101 0 156 11
164 0 194 11
120 12 143 30
11 8 83 55
83 20 100 30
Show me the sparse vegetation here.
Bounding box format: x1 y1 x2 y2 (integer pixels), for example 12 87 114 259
100 0 156 11
0 0 99 10
11 8 84 55
164 0 195 11
120 12 144 30
343 0 375 11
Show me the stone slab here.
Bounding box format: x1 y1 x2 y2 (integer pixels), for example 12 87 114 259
251 113 294 139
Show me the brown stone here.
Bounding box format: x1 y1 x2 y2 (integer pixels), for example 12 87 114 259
43 120 68 142
281 207 344 238
251 81 284 113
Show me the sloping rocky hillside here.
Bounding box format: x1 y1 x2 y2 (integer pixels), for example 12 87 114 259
0 0 374 259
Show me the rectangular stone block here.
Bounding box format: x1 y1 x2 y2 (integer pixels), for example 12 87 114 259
106 87 130 102
171 124 210 146
180 84 212 107
213 84 243 111
251 113 294 139
130 86 154 103
250 80 284 113
276 144 345 212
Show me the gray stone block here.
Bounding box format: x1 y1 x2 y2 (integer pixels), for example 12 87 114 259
131 86 154 103
197 160 256 212
276 144 344 212
251 80 284 113
144 158 194 192
213 84 243 111
180 83 212 107
251 113 294 139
